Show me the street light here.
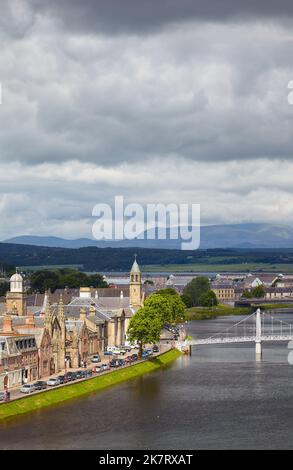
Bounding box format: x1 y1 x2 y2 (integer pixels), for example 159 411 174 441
4 372 9 402
64 358 68 383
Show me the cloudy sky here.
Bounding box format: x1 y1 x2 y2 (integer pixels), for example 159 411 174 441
0 0 293 240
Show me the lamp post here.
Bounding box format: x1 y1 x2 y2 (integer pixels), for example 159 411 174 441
4 372 9 402
64 358 68 383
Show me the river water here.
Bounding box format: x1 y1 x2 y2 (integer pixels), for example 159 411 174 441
1 314 293 450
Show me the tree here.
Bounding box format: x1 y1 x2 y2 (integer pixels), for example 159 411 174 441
144 294 173 324
181 293 193 308
29 268 108 293
183 276 210 307
30 270 60 293
156 287 178 296
127 307 163 356
85 273 108 288
166 294 186 322
242 289 253 299
251 285 266 298
198 290 218 307
0 282 9 297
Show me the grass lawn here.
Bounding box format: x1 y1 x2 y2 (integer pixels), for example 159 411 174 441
0 349 181 422
142 263 293 273
186 302 293 320
185 304 252 320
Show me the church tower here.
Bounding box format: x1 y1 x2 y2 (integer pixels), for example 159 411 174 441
129 255 142 307
6 271 27 316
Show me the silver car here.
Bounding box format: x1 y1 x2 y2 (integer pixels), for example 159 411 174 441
47 377 61 387
20 384 36 394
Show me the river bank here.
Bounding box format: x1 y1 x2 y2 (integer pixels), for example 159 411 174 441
185 303 293 321
0 349 181 422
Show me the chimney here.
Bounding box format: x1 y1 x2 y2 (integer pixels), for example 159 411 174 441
3 315 13 334
80 308 87 321
25 313 35 327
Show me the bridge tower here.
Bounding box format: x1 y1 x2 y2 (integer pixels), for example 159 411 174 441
255 308 262 360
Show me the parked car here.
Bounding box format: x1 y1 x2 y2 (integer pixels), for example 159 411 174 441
85 369 92 377
20 384 36 394
0 391 6 401
57 375 65 384
34 381 47 390
101 363 109 371
91 354 101 363
117 346 128 353
153 345 159 353
142 350 152 358
104 350 113 356
66 372 74 381
47 377 61 387
112 348 122 356
77 370 87 379
109 359 119 368
131 353 138 361
117 359 125 366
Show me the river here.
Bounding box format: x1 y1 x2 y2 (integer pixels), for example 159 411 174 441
1 313 293 450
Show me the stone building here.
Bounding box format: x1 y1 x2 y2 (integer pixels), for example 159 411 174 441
0 257 143 389
0 315 39 389
5 272 27 316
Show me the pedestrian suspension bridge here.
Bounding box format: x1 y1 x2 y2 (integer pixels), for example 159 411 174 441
180 309 293 359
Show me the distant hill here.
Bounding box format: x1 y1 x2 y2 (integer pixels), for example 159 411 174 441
1 242 293 272
4 223 293 249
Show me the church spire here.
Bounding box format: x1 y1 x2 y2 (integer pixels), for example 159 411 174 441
58 294 64 321
44 298 51 331
129 256 142 307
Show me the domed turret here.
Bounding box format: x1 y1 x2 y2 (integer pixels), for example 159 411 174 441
10 272 23 293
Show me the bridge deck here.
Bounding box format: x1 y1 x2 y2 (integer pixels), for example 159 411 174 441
189 335 293 345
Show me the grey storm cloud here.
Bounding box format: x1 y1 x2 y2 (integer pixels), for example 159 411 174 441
1 0 293 238
31 0 293 35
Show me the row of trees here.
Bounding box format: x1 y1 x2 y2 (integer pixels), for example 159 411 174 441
30 269 108 293
242 285 266 298
127 288 186 355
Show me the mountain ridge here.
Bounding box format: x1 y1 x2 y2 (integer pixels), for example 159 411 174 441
3 223 293 249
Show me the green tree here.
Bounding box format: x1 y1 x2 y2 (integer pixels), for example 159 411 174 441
198 290 218 307
157 289 187 322
0 282 9 297
30 269 108 292
85 273 108 288
181 293 193 308
30 270 60 293
251 285 266 298
156 287 178 296
183 276 210 307
242 289 253 299
127 306 163 356
144 294 173 324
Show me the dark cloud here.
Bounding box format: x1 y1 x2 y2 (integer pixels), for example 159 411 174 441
32 0 293 36
1 0 293 237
